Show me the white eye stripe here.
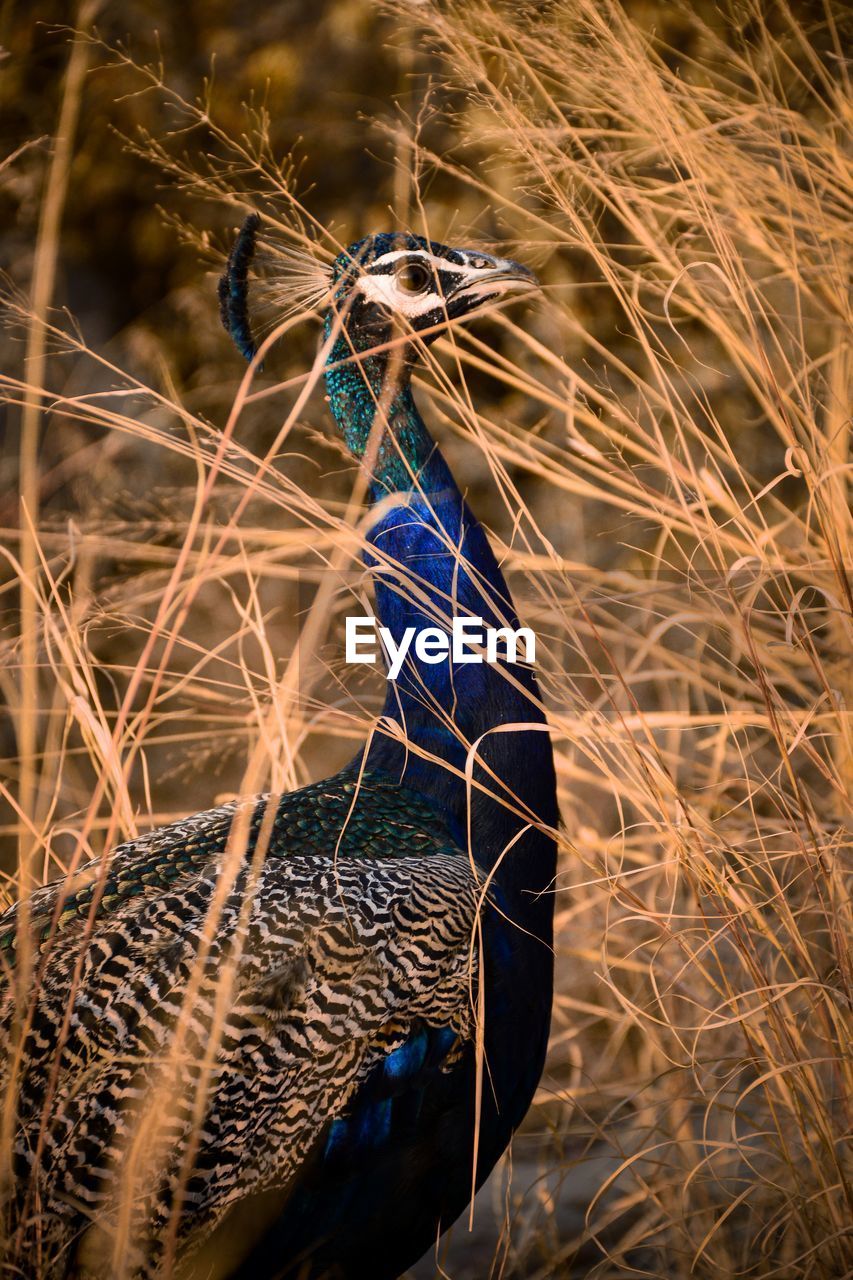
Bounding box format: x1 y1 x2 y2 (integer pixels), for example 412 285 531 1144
356 263 527 317
367 249 502 284
369 249 456 273
357 274 443 318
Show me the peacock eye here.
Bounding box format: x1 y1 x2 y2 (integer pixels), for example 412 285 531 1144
395 261 432 295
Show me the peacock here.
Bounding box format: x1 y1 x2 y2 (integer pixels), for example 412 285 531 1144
0 217 558 1279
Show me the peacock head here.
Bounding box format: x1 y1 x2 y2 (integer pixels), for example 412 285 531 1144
326 232 538 357
218 216 538 366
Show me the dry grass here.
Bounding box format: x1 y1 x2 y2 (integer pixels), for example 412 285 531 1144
1 0 851 1276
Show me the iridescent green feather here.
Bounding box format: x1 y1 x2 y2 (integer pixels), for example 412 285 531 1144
0 770 458 962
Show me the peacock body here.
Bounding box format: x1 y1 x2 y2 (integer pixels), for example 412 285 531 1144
0 223 558 1279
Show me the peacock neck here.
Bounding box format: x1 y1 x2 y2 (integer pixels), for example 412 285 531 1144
323 332 557 919
323 338 452 497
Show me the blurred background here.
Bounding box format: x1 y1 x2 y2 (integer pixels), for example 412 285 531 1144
1 1 851 1276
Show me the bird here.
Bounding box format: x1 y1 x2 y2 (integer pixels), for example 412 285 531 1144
0 217 558 1279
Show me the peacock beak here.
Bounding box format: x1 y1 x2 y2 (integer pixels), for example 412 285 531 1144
451 258 539 306
483 260 539 287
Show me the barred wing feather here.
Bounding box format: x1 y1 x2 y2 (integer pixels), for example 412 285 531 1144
0 772 479 1276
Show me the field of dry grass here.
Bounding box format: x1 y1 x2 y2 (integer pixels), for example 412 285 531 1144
1 1 851 1276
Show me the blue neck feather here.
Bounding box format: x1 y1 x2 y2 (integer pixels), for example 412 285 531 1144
324 328 557 920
